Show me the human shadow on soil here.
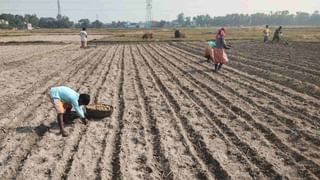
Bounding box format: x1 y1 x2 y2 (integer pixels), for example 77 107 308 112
15 112 80 136
16 124 52 137
185 68 213 74
63 111 111 122
199 59 212 64
15 111 110 136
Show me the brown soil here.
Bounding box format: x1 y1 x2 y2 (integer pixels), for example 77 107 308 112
0 35 106 43
0 41 319 180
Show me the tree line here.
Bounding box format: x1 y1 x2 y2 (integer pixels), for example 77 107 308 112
0 14 103 29
0 10 319 29
177 11 320 27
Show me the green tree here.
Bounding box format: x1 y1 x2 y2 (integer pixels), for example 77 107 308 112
14 15 24 28
78 19 90 28
185 17 191 26
295 12 310 25
310 11 320 25
91 20 103 28
39 17 57 28
193 15 213 26
24 14 39 27
57 16 74 28
0 14 15 27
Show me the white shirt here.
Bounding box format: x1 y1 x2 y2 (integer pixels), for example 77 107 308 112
263 28 270 37
80 30 87 41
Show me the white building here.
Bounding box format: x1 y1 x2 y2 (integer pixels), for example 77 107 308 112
27 23 32 30
124 22 139 28
0 19 9 25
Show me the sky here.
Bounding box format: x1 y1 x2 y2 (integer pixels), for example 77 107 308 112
0 0 319 22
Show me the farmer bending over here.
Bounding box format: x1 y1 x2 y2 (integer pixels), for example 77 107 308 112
48 86 90 137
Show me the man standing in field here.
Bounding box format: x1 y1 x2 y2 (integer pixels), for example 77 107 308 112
263 25 270 43
80 27 88 48
48 86 90 137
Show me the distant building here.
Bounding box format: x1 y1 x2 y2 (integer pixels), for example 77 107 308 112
191 21 197 27
138 22 146 28
0 19 9 25
27 23 33 30
171 20 182 27
124 22 139 28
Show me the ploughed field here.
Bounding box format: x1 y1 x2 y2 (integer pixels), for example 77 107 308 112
0 41 319 180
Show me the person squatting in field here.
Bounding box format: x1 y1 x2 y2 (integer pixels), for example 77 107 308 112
263 25 270 43
204 40 215 62
80 27 88 48
213 27 230 72
48 86 90 137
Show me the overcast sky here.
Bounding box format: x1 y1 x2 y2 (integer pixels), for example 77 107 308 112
0 0 319 22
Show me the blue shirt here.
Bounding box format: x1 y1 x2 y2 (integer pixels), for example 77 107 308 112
50 86 85 118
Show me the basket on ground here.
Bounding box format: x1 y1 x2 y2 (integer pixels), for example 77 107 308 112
85 103 113 119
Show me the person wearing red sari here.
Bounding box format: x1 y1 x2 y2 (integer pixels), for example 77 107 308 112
213 28 230 72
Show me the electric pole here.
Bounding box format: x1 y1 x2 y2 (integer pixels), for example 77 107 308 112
146 0 152 28
57 0 62 20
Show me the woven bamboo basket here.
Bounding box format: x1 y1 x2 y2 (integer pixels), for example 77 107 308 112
85 104 113 119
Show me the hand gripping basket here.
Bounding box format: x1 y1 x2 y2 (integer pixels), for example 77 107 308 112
85 103 113 119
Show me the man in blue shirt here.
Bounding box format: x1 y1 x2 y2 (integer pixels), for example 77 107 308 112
48 86 90 137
